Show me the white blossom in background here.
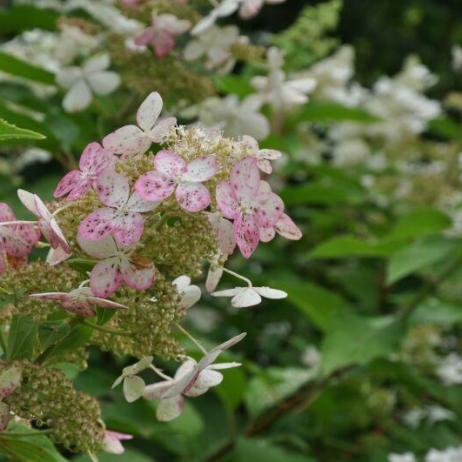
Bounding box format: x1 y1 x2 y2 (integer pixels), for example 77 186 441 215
331 137 370 167
14 148 52 170
56 53 120 112
388 454 416 462
197 95 270 140
251 48 316 109
184 25 247 74
301 345 321 370
436 353 462 385
212 285 287 308
425 446 462 462
192 0 287 33
54 24 100 65
452 45 462 72
403 405 455 428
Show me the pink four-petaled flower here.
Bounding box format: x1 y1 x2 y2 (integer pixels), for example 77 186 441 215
103 92 176 157
54 142 114 201
135 14 191 58
17 190 70 254
259 212 302 243
135 149 218 212
103 430 133 455
78 235 156 298
216 157 284 257
78 168 158 247
0 203 40 273
30 287 127 317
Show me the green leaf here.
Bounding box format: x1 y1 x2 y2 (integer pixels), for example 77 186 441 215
0 118 45 142
309 235 402 259
215 367 247 411
0 422 66 462
275 280 349 331
232 438 313 462
320 313 405 376
6 315 38 360
0 52 55 85
411 298 462 326
44 324 93 362
244 367 316 417
214 75 253 98
298 100 381 123
427 116 462 141
386 236 460 285
388 208 451 240
0 6 58 33
73 449 153 462
280 181 364 206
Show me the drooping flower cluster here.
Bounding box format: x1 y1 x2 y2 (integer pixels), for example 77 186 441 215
0 90 301 454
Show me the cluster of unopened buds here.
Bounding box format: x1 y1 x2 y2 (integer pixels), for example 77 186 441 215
0 91 301 441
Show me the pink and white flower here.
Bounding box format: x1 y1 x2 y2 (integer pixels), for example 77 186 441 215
0 365 21 431
103 430 133 455
78 235 155 298
54 142 114 201
135 14 191 58
259 213 303 243
30 287 127 317
0 203 40 273
143 332 245 421
240 135 282 174
17 190 70 254
135 150 217 212
216 157 284 257
103 92 176 157
78 169 158 247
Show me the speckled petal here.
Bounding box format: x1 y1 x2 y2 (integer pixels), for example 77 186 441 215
216 181 239 219
103 125 150 156
176 182 211 212
275 213 302 240
233 213 259 258
95 170 130 209
112 212 144 247
54 170 83 199
121 260 155 291
135 171 175 202
154 150 186 178
230 157 260 202
136 92 163 131
182 156 217 183
78 208 115 242
90 258 123 298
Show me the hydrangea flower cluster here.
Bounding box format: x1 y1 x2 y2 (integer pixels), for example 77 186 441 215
0 90 301 455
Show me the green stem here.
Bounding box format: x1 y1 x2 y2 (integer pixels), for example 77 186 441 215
82 321 132 337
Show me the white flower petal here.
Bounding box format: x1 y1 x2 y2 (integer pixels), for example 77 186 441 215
137 92 163 132
123 375 146 403
231 287 261 308
87 71 120 95
63 80 92 112
254 286 287 299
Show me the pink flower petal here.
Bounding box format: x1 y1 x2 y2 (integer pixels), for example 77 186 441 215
176 182 211 212
230 157 260 202
53 170 83 199
233 213 259 258
208 215 235 255
135 171 175 202
256 191 284 228
90 258 123 298
182 156 217 182
17 189 40 216
275 213 302 240
103 125 150 156
121 260 155 290
66 179 93 201
257 158 272 174
0 203 15 222
149 117 176 143
216 181 239 219
78 207 115 242
80 142 113 173
96 170 130 208
47 218 70 253
154 150 186 178
112 212 144 247
153 30 176 58
259 226 275 243
5 224 39 256
46 246 72 266
136 92 163 132
134 27 156 47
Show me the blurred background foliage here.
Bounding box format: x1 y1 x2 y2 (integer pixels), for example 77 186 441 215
1 1 462 462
